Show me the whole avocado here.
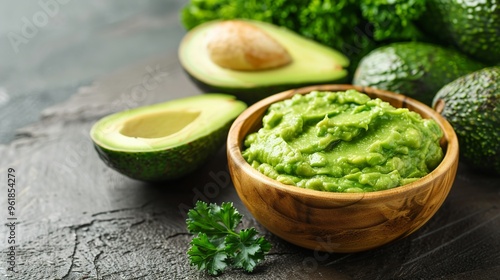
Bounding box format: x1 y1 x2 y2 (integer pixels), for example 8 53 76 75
432 67 500 175
353 42 485 106
418 0 500 65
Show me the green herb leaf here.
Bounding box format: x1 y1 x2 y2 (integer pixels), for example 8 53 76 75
186 201 271 275
186 201 235 238
187 233 228 276
225 228 272 272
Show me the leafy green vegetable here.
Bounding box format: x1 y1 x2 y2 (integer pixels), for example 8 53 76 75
360 0 427 41
298 0 367 57
180 0 428 63
181 0 301 33
186 201 271 276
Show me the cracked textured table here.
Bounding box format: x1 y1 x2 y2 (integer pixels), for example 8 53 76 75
1 2 500 279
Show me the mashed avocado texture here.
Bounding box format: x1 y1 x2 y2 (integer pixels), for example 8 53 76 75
242 90 444 192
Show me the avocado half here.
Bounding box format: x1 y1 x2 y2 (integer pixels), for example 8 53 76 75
352 42 485 106
90 94 247 182
179 19 349 104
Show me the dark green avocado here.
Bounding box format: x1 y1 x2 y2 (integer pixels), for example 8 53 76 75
433 67 500 175
418 0 500 65
178 19 349 104
90 94 247 182
353 42 485 106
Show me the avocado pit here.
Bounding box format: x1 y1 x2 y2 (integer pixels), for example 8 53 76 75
178 19 349 104
205 20 292 71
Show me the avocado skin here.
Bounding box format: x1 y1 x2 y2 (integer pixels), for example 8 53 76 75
186 70 349 105
432 67 500 175
93 121 232 182
353 42 485 106
418 0 500 65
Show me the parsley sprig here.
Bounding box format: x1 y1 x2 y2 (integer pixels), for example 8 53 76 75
186 201 271 275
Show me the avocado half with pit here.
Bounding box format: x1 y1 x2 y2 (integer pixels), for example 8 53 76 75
90 94 247 182
179 19 349 104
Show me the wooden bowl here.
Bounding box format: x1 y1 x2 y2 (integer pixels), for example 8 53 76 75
227 84 459 253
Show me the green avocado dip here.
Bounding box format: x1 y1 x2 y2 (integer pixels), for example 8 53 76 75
242 90 444 192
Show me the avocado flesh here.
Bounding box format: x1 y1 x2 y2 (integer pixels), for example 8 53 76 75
418 0 500 65
432 67 500 175
179 19 349 104
90 94 247 181
353 42 485 106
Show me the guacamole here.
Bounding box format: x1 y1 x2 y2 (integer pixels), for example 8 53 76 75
242 90 444 192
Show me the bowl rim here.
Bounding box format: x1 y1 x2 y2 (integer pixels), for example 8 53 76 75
227 84 459 202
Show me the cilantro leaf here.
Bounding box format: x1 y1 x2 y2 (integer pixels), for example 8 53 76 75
186 201 226 237
225 228 272 272
187 233 228 276
186 201 271 275
186 201 242 238
219 202 243 232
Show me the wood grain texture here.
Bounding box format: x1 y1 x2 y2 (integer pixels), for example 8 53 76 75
227 84 459 253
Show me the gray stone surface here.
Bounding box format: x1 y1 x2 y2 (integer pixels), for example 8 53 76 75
0 0 189 143
0 1 499 279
